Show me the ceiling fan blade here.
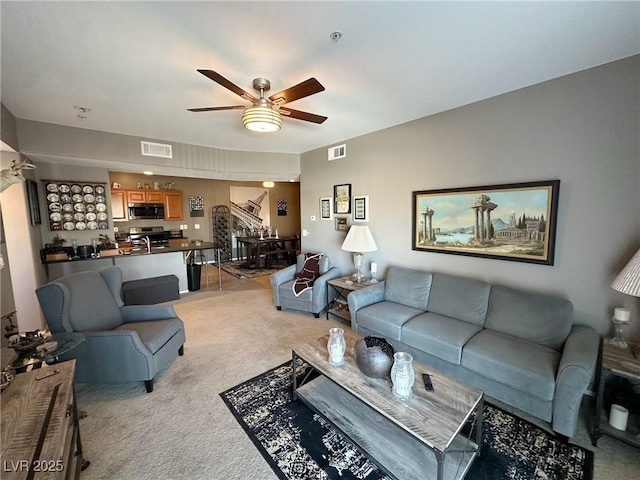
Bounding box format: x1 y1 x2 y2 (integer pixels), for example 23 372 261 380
197 69 256 102
279 107 327 124
269 78 325 106
187 106 246 112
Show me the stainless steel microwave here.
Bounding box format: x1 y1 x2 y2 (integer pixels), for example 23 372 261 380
128 203 165 220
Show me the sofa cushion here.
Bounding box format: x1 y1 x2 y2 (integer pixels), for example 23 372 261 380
115 318 183 354
484 285 573 351
357 301 423 341
461 329 561 401
383 267 432 311
278 280 313 303
401 312 483 364
427 273 490 326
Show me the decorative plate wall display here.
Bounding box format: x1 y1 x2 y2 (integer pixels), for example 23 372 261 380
44 181 109 231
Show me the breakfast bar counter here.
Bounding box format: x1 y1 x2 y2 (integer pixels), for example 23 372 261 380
43 242 220 292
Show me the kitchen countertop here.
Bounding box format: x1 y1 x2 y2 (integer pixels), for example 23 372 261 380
42 242 220 264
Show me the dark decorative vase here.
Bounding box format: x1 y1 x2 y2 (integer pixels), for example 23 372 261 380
353 336 395 378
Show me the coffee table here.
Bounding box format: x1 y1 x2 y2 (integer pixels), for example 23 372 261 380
292 329 484 480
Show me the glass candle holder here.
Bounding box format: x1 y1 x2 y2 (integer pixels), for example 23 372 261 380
327 328 346 366
391 352 415 400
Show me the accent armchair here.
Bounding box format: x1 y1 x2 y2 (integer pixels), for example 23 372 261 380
35 266 185 392
270 253 341 317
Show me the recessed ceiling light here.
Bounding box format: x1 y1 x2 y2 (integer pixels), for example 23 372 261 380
143 171 153 175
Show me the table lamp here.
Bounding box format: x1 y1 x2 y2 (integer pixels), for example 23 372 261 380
341 225 377 283
610 248 640 348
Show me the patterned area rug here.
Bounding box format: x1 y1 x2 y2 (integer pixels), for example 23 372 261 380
220 361 593 480
220 259 291 279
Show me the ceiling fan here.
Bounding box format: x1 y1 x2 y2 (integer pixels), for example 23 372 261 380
188 69 327 132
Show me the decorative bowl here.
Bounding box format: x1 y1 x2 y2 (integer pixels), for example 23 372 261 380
353 336 395 378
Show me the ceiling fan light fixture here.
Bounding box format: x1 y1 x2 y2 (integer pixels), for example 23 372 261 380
242 106 282 132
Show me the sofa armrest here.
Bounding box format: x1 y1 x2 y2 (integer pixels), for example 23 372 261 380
552 325 600 437
347 281 386 328
57 330 155 383
270 264 297 307
310 267 343 313
121 304 178 323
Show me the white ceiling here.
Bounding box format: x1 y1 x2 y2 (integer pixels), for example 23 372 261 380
1 1 639 160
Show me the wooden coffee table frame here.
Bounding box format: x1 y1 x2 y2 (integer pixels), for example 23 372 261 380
292 330 484 480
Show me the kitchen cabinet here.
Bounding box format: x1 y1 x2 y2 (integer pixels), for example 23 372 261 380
164 191 183 221
127 190 163 204
111 189 127 220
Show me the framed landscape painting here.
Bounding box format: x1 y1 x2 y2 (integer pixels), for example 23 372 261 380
412 180 560 265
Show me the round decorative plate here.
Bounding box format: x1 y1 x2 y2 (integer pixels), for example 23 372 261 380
73 212 85 221
85 212 97 221
63 213 74 222
85 204 96 212
95 195 106 203
70 184 82 194
96 212 108 221
72 194 83 203
46 183 58 192
49 202 62 212
98 221 108 229
58 184 70 193
87 221 98 230
73 203 85 212
83 193 95 203
75 221 87 230
82 185 93 194
62 203 73 212
49 212 62 222
46 193 60 202
95 185 105 194
96 203 107 212
50 223 62 230
63 222 75 231
60 193 71 203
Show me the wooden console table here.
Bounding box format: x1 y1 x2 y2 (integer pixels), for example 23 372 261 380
1 360 88 479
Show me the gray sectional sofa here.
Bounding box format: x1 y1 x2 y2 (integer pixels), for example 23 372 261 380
347 266 599 438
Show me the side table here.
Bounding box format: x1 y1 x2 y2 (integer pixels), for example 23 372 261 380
326 276 379 324
592 339 640 447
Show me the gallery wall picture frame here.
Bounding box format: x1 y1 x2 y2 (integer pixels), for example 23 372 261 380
333 183 352 214
26 179 41 226
320 197 333 220
353 195 369 222
412 180 560 265
335 216 349 231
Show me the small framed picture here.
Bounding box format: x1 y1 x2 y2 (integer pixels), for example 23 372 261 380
320 197 333 220
335 216 349 231
334 183 351 214
26 179 41 225
353 195 369 222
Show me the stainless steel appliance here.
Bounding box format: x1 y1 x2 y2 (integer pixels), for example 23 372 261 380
128 226 169 251
128 203 165 220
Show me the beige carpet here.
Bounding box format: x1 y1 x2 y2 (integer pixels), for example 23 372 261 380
75 275 637 480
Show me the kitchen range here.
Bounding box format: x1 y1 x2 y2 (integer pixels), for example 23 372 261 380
118 226 183 252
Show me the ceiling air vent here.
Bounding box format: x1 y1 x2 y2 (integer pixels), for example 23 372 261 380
328 144 346 161
141 141 173 159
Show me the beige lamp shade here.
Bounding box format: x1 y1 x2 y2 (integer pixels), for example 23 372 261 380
612 248 640 297
341 225 377 253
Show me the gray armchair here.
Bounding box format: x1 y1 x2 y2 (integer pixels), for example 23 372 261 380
35 266 185 393
270 253 341 317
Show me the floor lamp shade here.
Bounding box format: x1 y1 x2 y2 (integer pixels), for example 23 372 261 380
612 248 640 297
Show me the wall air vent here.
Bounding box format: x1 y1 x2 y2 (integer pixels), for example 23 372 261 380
141 141 173 159
328 144 346 161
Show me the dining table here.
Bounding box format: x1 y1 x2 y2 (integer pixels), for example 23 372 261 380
235 235 299 269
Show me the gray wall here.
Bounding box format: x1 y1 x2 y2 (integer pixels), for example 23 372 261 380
300 56 640 341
